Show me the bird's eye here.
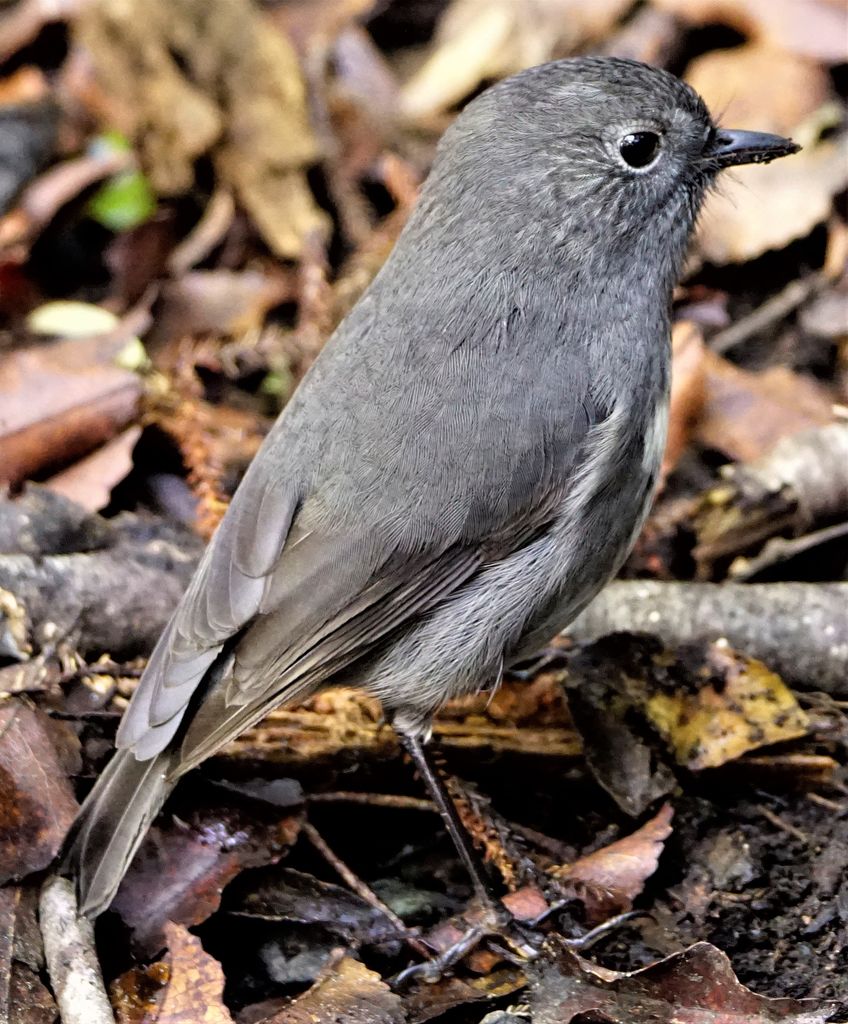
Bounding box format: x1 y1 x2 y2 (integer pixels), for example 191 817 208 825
619 131 661 169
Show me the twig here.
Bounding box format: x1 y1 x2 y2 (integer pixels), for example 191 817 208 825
167 188 235 276
308 791 436 812
710 274 824 355
302 820 431 959
806 792 847 814
757 805 809 845
729 519 848 579
567 580 848 695
694 422 848 571
39 875 114 1024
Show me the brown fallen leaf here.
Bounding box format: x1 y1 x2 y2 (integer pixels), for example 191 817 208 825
0 0 82 64
112 798 302 956
75 0 328 258
695 349 835 463
0 884 57 1024
401 968 526 1024
0 699 78 883
0 333 142 487
653 0 848 63
234 865 401 951
530 938 838 1023
687 42 832 137
399 0 633 121
44 425 141 512
662 320 706 482
149 268 294 349
645 644 809 770
551 803 674 922
155 922 234 1024
264 955 404 1024
696 130 848 265
110 960 170 1024
564 638 678 817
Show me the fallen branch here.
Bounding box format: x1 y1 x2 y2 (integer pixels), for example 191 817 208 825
694 421 848 571
39 875 114 1024
567 581 848 695
0 500 201 660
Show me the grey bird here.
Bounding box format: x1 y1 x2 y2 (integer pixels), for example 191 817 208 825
62 57 797 920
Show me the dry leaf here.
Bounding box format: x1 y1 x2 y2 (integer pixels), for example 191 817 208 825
400 0 633 120
113 801 302 957
0 885 56 1024
234 866 400 948
75 0 328 258
44 425 141 511
154 922 234 1024
645 645 809 770
531 938 838 1023
0 699 78 883
150 268 294 346
686 42 831 137
0 333 142 487
265 955 404 1024
651 0 848 63
553 803 674 921
697 131 848 264
696 349 834 462
110 961 170 1024
663 320 706 482
565 640 678 817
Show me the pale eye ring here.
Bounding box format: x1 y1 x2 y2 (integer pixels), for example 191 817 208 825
619 130 661 169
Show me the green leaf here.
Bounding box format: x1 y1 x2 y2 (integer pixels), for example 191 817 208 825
87 168 156 233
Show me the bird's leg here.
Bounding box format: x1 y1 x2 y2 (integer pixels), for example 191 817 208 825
398 729 501 908
394 729 542 984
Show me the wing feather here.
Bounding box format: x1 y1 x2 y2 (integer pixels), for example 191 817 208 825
115 466 300 756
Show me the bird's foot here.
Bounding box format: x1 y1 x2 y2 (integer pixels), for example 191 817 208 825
393 900 541 986
393 903 645 985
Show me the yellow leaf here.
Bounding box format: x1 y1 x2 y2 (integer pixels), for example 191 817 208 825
645 647 809 770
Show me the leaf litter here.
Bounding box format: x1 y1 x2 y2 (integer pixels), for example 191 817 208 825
0 0 844 1021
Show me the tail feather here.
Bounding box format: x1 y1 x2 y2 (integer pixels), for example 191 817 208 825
60 747 177 918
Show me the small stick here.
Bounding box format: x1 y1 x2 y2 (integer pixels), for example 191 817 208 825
39 876 114 1024
301 821 431 959
710 274 824 355
757 805 809 845
806 792 847 814
308 791 436 812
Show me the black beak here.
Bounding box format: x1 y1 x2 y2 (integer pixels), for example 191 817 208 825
708 128 800 168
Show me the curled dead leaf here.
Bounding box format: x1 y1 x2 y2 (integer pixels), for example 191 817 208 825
686 42 832 137
400 0 633 121
264 954 405 1024
530 937 838 1023
695 349 835 463
652 0 848 63
551 803 674 922
697 131 848 265
155 922 234 1024
0 700 78 883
